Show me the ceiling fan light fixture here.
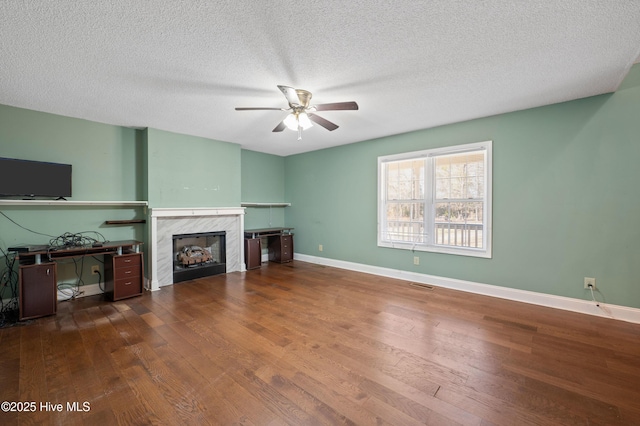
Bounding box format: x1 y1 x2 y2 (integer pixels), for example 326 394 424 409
283 113 298 131
284 112 313 131
298 112 313 130
236 85 357 139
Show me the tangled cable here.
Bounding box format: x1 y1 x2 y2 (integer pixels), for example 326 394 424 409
48 231 106 250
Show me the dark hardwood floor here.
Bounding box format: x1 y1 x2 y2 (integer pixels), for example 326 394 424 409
1 261 639 425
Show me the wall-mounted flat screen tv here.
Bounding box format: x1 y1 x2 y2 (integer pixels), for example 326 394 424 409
0 157 72 198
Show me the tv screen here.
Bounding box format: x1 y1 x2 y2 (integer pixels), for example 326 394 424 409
0 157 72 198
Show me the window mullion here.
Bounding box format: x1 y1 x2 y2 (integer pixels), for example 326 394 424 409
424 157 434 247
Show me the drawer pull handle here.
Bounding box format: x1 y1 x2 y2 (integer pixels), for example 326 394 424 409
124 281 132 286
124 271 131 274
123 259 132 263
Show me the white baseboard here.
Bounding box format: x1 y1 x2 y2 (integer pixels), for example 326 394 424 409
294 253 640 325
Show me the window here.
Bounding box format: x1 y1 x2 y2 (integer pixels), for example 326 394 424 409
378 141 492 258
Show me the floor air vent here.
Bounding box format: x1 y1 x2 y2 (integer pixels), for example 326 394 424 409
409 282 434 290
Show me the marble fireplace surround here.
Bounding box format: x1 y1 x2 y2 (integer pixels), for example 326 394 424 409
149 207 245 291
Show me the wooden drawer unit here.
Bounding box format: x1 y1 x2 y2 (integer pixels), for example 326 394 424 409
269 234 294 263
105 253 144 301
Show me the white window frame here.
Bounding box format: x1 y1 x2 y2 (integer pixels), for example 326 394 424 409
377 141 492 258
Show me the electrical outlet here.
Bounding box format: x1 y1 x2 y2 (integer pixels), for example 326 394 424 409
584 277 596 289
318 244 323 252
91 265 100 275
413 256 420 265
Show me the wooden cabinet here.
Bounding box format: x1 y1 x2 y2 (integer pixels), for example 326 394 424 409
244 228 294 268
269 234 294 263
104 252 144 301
19 262 57 320
15 241 143 320
245 238 262 269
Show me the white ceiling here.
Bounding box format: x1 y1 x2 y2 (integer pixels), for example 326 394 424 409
1 1 640 156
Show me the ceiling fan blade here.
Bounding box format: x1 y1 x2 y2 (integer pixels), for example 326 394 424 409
235 107 284 111
313 101 359 111
277 85 301 107
308 113 339 131
272 120 286 132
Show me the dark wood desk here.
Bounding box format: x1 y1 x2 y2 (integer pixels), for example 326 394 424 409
244 228 294 269
17 240 143 264
17 240 144 319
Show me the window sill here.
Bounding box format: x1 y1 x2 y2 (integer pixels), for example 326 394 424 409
378 240 492 259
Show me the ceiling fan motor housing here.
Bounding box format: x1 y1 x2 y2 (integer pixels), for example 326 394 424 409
295 89 312 107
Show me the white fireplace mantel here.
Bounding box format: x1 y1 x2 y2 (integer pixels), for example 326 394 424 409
148 207 245 291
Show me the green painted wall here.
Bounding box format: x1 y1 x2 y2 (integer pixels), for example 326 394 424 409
145 128 241 208
0 106 242 299
0 104 146 294
241 149 286 229
0 104 141 201
285 64 640 309
3 63 640 311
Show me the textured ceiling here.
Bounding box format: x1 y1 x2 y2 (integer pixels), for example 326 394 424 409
1 1 640 156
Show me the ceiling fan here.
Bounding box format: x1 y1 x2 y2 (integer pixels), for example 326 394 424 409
235 85 358 140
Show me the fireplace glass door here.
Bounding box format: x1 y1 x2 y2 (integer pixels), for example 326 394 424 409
172 231 226 283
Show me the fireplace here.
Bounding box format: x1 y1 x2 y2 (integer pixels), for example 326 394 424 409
172 231 226 283
149 207 245 290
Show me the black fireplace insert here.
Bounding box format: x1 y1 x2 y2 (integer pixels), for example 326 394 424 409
172 231 226 283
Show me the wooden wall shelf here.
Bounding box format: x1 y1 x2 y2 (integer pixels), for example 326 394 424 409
241 202 290 208
105 219 147 225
